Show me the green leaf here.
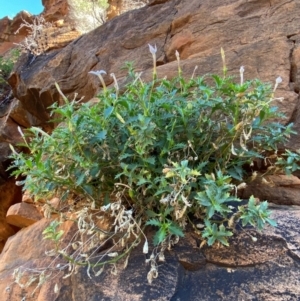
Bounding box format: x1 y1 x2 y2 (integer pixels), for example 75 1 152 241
89 165 100 177
91 130 107 143
137 177 150 186
266 218 277 227
259 110 265 122
168 223 184 237
119 153 133 160
42 228 54 235
153 228 167 245
118 100 130 110
43 234 54 240
146 210 158 218
207 236 216 246
25 159 33 168
180 160 189 168
164 206 174 216
146 219 161 227
241 215 252 227
76 173 86 186
207 206 215 219
227 166 244 181
82 184 94 196
54 230 64 241
259 201 268 211
217 236 229 246
128 189 135 199
218 224 233 237
104 106 114 119
143 156 156 165
248 196 256 208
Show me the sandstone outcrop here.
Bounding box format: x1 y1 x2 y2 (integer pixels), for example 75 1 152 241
0 12 33 55
41 0 69 22
0 206 299 300
8 0 300 139
0 0 70 56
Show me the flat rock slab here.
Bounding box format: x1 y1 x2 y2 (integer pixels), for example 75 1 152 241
243 174 300 206
0 206 300 300
6 202 43 228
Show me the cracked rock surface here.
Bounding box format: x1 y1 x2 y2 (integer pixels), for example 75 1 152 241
8 0 300 130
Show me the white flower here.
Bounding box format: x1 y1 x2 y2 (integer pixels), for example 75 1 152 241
273 76 283 92
240 66 244 85
17 126 25 138
231 143 237 156
149 44 157 77
276 76 282 84
110 73 119 91
54 283 59 294
89 70 107 91
251 236 257 242
143 240 149 254
88 70 107 76
148 44 157 55
107 252 118 257
175 50 180 60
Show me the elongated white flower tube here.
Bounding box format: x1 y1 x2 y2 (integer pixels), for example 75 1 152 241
175 50 182 76
143 240 149 254
240 66 244 85
273 76 282 92
110 73 119 92
148 44 157 55
89 70 107 92
148 44 157 78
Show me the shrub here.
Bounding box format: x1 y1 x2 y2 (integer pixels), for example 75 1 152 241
9 47 298 284
0 49 20 85
0 48 20 101
14 16 52 56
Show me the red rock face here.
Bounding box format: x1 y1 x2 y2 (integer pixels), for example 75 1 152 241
7 0 300 131
0 0 74 56
0 0 145 55
42 0 69 22
0 12 34 55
